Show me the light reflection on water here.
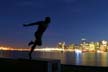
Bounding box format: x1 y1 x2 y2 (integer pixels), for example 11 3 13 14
0 50 108 67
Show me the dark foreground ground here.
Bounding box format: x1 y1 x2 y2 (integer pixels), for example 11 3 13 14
61 64 108 72
0 58 107 72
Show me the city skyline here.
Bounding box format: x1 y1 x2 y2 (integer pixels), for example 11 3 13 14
1 0 108 48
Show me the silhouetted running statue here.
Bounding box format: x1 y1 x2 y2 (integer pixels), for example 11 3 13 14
23 17 51 60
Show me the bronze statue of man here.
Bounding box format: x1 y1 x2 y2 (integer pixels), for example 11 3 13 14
23 16 51 60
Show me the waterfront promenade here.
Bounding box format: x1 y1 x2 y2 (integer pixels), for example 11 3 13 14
0 57 108 72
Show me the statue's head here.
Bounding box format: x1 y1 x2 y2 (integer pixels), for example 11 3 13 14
44 16 51 23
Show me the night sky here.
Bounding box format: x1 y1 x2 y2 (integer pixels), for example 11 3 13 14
0 0 108 48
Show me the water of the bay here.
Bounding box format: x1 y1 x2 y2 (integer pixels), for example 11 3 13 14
0 50 108 67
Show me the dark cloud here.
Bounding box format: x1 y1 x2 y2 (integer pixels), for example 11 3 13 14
63 0 77 4
16 1 34 6
16 0 47 9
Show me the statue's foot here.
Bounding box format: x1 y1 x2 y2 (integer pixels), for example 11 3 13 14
28 53 32 60
28 41 34 46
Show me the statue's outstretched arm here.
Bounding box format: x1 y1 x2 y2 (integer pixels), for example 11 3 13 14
23 21 42 27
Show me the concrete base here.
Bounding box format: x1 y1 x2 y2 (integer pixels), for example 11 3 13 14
0 58 61 72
